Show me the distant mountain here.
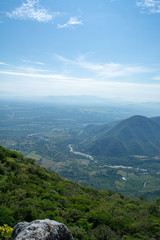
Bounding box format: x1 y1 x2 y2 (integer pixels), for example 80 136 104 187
80 115 160 157
44 95 108 105
151 116 160 126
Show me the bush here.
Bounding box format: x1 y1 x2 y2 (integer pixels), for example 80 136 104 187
0 224 13 240
90 225 116 240
70 226 87 240
0 207 14 227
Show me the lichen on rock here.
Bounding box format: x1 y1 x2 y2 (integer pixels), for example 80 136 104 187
10 219 73 240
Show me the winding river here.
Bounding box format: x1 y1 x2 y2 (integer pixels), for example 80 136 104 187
68 144 94 161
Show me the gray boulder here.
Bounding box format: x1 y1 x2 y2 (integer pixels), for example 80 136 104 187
10 219 73 240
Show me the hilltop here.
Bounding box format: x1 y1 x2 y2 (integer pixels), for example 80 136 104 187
0 146 160 240
80 115 160 157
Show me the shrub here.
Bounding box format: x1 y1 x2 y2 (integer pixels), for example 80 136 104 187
0 224 13 240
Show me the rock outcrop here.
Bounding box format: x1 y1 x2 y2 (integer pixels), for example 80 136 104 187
10 219 73 240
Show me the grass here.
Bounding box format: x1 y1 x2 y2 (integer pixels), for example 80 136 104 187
25 151 42 161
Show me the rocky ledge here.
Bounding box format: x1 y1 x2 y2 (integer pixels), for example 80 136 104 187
10 219 73 240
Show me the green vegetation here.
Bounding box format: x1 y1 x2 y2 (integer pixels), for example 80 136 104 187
0 146 160 240
0 225 13 240
81 115 160 157
0 101 160 199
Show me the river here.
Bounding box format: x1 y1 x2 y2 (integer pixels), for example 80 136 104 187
68 144 94 161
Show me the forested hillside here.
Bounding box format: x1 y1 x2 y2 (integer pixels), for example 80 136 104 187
80 115 160 157
0 146 160 240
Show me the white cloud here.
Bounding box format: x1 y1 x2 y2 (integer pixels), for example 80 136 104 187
6 0 83 27
6 0 56 22
77 60 149 78
137 0 160 13
0 61 47 73
22 59 45 65
0 57 147 82
0 70 91 82
153 75 160 80
57 17 83 29
0 62 9 66
34 61 45 65
0 60 160 102
56 55 150 79
1 70 160 102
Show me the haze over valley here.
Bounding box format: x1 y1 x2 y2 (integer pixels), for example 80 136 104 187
0 97 160 199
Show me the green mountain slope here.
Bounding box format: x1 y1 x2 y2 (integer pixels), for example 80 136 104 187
0 146 160 240
81 115 160 157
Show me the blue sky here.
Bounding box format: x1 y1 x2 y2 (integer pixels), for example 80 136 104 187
1 0 160 102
